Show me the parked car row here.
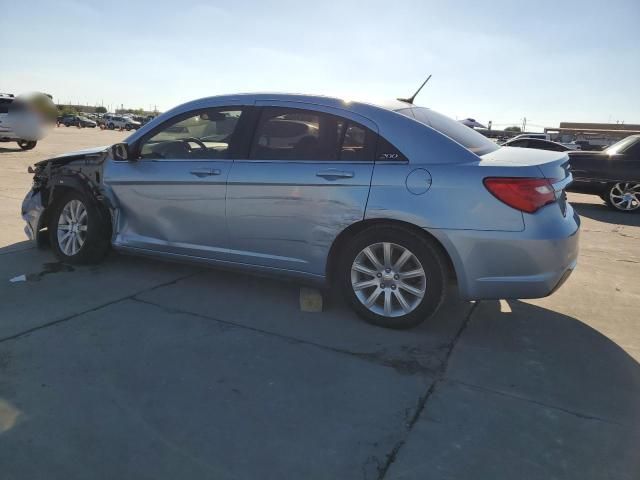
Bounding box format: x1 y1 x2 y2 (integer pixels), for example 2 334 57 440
56 112 151 131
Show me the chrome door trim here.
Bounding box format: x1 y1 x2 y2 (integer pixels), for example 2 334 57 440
141 158 235 163
228 159 374 164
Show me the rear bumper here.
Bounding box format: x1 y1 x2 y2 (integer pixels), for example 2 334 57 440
430 204 580 300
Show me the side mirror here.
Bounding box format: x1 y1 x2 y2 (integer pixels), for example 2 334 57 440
111 143 131 161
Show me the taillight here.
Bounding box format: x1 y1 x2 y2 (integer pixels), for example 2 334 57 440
483 177 556 213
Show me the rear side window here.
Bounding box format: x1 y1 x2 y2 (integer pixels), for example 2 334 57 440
410 107 499 156
250 107 374 161
542 141 566 152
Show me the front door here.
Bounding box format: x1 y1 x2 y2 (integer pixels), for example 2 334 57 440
225 102 377 276
104 107 248 260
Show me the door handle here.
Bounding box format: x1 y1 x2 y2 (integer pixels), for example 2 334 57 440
190 168 222 177
316 169 354 180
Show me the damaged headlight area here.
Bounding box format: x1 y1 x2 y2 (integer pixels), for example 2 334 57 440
28 163 48 191
21 190 45 241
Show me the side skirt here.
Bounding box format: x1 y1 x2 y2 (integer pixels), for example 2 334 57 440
112 244 327 288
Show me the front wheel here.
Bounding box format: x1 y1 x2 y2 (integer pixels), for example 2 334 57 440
17 140 37 150
339 226 447 329
48 191 110 264
125 124 132 131
108 122 115 130
605 182 640 212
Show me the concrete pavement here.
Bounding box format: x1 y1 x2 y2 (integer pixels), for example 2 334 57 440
1 129 638 479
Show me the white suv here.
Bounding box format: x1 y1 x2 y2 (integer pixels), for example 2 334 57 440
102 114 141 131
0 93 46 150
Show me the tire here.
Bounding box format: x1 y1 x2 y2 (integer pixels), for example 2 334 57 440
604 182 640 212
125 124 132 131
48 191 110 264
339 225 447 329
108 122 115 130
17 140 37 150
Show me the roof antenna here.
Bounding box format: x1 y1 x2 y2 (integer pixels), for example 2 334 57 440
398 75 432 104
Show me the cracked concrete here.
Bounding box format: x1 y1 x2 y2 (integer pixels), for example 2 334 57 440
1 131 639 479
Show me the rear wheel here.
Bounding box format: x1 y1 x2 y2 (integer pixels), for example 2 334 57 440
339 225 447 329
605 182 640 212
17 140 37 150
48 191 110 264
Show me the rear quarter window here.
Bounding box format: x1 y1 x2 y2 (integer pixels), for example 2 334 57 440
409 107 499 156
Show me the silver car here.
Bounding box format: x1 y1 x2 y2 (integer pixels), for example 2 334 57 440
21 94 579 329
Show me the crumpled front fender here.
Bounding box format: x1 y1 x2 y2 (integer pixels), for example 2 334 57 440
21 190 45 241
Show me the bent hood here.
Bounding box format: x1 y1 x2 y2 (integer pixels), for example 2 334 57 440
35 145 110 167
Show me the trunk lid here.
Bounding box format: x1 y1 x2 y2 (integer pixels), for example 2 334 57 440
480 146 571 181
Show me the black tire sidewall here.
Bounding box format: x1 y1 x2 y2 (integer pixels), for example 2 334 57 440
48 191 110 264
339 226 447 329
18 140 36 150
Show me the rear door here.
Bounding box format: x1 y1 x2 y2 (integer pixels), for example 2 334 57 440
105 107 249 259
225 102 377 276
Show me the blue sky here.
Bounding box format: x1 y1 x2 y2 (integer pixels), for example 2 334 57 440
2 0 638 130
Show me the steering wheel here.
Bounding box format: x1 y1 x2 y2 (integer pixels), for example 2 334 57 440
180 137 207 152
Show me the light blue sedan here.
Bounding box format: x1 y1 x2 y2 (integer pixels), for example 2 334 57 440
22 94 579 329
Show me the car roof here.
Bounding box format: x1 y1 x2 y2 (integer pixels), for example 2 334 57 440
160 92 414 116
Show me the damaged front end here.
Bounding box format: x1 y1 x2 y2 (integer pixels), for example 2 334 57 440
21 146 115 245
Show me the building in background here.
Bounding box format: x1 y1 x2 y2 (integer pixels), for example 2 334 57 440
544 122 640 149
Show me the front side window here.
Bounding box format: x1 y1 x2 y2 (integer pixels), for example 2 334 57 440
139 108 244 160
250 107 373 161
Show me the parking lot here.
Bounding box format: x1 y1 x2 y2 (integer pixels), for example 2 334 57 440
1 128 639 479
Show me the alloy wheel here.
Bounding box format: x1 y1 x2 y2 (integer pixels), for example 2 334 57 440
350 242 427 318
57 199 88 256
609 182 640 211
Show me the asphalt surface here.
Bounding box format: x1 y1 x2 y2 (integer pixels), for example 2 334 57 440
1 128 639 479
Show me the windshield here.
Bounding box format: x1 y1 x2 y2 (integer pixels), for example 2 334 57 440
407 107 499 156
604 135 639 155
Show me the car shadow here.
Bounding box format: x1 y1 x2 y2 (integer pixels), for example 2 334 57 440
572 201 640 227
448 299 640 428
0 240 35 255
0 147 26 153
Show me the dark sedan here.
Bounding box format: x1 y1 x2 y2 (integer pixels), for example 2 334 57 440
61 115 97 128
502 138 570 152
567 135 640 212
